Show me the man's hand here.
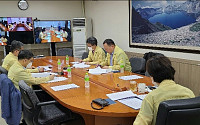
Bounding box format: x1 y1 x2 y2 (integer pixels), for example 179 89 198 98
38 67 44 72
49 75 55 80
102 66 109 69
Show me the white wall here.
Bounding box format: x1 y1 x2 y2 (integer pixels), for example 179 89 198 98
0 1 83 20
85 1 200 61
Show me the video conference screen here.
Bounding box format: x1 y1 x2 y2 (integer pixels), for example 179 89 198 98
0 17 8 45
34 20 71 44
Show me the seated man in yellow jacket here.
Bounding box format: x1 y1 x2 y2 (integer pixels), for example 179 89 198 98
8 50 54 90
99 39 131 71
80 37 105 65
2 40 43 72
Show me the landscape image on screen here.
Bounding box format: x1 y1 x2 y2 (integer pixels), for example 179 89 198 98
0 17 8 45
7 17 33 32
131 0 200 47
34 20 71 44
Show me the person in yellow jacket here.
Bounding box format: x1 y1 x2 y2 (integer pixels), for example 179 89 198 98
99 39 131 71
2 40 43 72
133 55 195 125
80 37 105 65
8 50 54 90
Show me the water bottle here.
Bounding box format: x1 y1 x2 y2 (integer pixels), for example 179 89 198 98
85 73 89 88
67 65 71 77
66 55 69 65
120 61 124 73
57 59 61 73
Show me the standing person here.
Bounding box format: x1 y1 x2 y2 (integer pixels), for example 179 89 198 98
100 39 131 71
80 37 105 65
133 55 195 125
8 50 54 90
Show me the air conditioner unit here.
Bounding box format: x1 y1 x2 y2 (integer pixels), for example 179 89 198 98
72 18 92 58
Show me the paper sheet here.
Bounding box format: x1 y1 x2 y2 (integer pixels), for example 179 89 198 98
119 75 143 80
118 97 142 110
89 67 109 75
31 72 58 78
47 77 67 83
73 62 90 68
51 83 80 91
38 66 52 71
106 90 137 101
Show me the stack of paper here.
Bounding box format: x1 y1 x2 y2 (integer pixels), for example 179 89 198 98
51 83 80 91
31 72 58 78
106 90 147 110
38 66 52 71
47 77 67 83
71 62 79 64
89 67 108 75
119 75 143 80
73 62 90 68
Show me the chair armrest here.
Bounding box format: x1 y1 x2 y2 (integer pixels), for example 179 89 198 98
37 100 58 106
33 89 43 92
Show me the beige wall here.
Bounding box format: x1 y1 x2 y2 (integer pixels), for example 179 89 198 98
85 1 200 61
0 1 83 20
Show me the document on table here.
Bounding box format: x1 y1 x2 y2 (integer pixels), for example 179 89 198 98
89 67 109 75
31 72 58 78
106 90 137 101
51 83 80 91
118 97 143 110
73 62 90 68
119 75 143 80
106 90 147 109
70 62 79 64
38 66 52 71
47 77 67 83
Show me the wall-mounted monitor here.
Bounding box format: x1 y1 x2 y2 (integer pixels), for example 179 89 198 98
0 17 8 46
7 17 34 44
33 20 71 44
7 17 33 32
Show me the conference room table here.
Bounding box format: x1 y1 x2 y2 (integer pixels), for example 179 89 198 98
41 30 67 43
33 56 152 125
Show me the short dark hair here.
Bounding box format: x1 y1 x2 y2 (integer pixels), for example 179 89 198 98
18 50 34 60
103 39 115 46
86 37 97 46
146 55 175 83
10 40 23 52
42 28 46 32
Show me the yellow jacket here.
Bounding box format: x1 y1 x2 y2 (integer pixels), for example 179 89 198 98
2 52 39 73
83 46 105 65
8 61 50 90
100 46 131 71
2 52 17 71
133 80 195 125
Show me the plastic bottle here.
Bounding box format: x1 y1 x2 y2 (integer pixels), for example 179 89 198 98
67 65 71 77
85 73 89 88
120 60 124 73
66 55 69 65
57 59 61 72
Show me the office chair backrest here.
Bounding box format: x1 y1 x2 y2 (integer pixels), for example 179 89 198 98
82 52 88 60
156 97 200 125
129 57 146 74
19 80 40 125
57 48 73 56
0 66 8 75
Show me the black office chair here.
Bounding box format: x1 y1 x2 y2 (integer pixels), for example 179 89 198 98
156 97 200 125
19 80 73 125
129 57 146 75
57 48 73 57
0 66 8 75
82 52 88 60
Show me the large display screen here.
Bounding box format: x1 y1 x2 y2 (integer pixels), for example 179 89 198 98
34 20 71 44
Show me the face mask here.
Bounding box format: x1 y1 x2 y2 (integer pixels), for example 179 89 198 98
151 77 159 87
88 47 92 51
26 62 32 69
